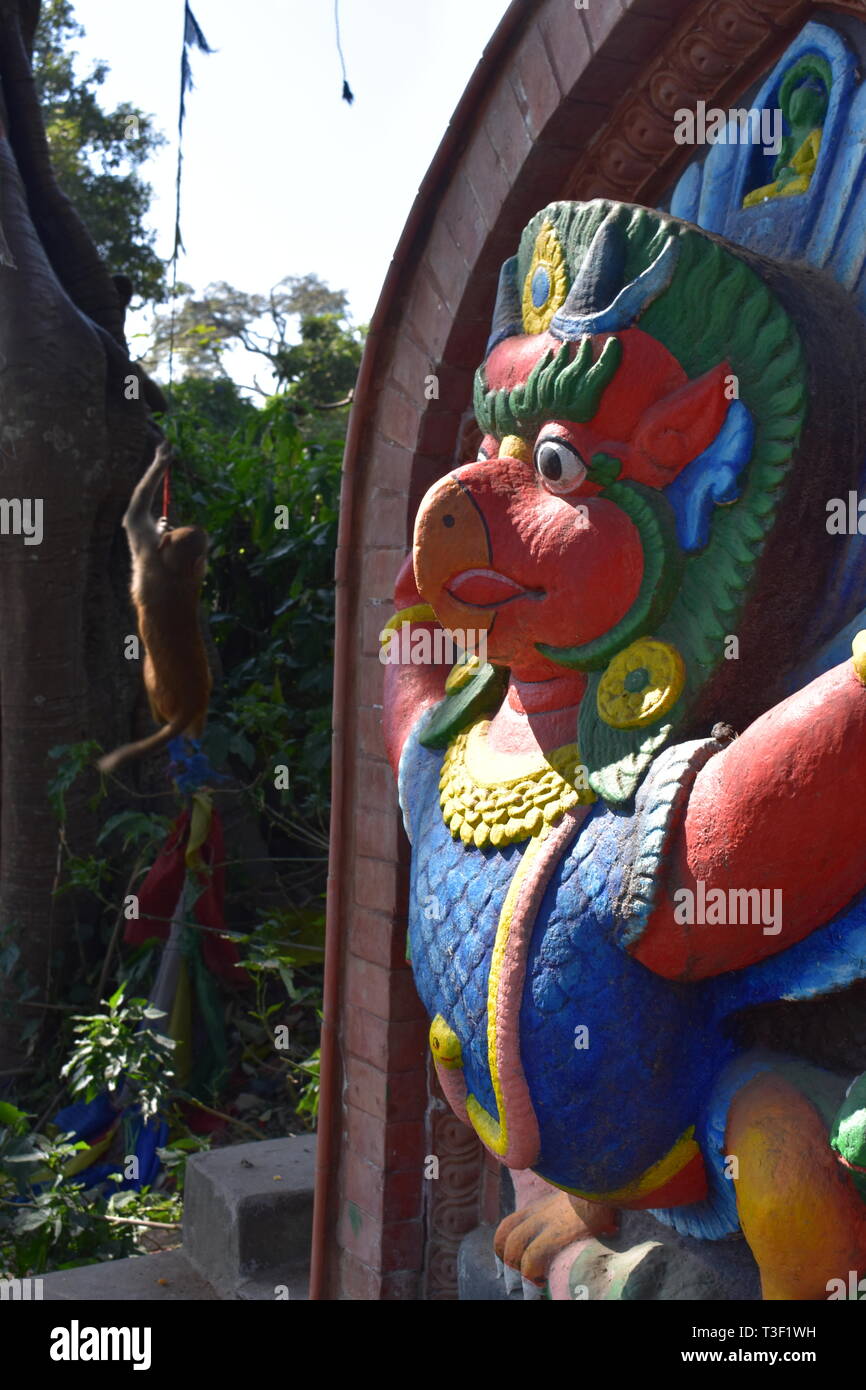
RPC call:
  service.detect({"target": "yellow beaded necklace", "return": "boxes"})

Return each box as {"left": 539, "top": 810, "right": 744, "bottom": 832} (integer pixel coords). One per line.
{"left": 439, "top": 718, "right": 595, "bottom": 849}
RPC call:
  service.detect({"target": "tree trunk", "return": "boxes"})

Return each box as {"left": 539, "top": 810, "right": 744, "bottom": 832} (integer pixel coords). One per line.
{"left": 0, "top": 0, "right": 159, "bottom": 1067}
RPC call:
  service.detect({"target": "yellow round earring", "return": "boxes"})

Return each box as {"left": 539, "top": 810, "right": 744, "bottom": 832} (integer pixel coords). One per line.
{"left": 596, "top": 637, "right": 686, "bottom": 730}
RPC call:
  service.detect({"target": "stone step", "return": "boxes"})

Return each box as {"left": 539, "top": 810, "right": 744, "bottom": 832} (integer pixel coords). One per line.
{"left": 40, "top": 1248, "right": 219, "bottom": 1301}
{"left": 182, "top": 1134, "right": 316, "bottom": 1297}
{"left": 38, "top": 1133, "right": 317, "bottom": 1302}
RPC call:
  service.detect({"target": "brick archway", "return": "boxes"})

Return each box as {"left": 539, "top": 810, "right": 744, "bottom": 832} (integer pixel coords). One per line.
{"left": 312, "top": 0, "right": 866, "bottom": 1300}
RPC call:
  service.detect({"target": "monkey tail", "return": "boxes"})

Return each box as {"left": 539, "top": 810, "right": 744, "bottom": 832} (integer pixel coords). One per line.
{"left": 97, "top": 714, "right": 197, "bottom": 775}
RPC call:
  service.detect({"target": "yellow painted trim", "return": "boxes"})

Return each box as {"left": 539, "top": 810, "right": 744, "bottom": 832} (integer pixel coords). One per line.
{"left": 546, "top": 1126, "right": 700, "bottom": 1202}
{"left": 379, "top": 605, "right": 437, "bottom": 641}
{"left": 444, "top": 654, "right": 481, "bottom": 694}
{"left": 465, "top": 829, "right": 549, "bottom": 1155}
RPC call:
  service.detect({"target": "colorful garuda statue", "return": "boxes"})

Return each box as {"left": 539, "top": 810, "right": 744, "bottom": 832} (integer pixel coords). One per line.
{"left": 383, "top": 198, "right": 866, "bottom": 1300}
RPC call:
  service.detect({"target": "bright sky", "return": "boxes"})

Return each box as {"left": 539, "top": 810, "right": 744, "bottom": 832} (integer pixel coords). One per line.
{"left": 70, "top": 0, "right": 511, "bottom": 378}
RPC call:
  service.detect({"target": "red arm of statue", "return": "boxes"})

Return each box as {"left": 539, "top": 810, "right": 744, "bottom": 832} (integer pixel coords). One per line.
{"left": 382, "top": 553, "right": 452, "bottom": 776}
{"left": 634, "top": 658, "right": 866, "bottom": 980}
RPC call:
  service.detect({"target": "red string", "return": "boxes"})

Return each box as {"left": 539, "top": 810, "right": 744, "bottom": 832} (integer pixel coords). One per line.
{"left": 162, "top": 466, "right": 171, "bottom": 520}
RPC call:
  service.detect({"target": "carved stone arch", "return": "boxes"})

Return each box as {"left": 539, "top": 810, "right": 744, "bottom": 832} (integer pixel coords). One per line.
{"left": 312, "top": 0, "right": 866, "bottom": 1301}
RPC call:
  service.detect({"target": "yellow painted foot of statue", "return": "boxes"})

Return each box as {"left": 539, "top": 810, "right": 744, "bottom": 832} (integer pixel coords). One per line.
{"left": 494, "top": 1188, "right": 619, "bottom": 1300}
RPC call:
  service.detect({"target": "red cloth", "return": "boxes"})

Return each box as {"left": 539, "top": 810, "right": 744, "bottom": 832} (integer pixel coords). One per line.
{"left": 129, "top": 807, "right": 248, "bottom": 986}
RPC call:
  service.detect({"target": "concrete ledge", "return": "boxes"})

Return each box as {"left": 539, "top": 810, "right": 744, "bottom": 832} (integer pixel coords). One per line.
{"left": 37, "top": 1134, "right": 316, "bottom": 1302}
{"left": 40, "top": 1249, "right": 218, "bottom": 1302}
{"left": 183, "top": 1134, "right": 316, "bottom": 1298}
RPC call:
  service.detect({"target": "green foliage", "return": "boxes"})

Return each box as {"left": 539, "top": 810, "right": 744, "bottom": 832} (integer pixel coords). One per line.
{"left": 60, "top": 987, "right": 175, "bottom": 1122}
{"left": 0, "top": 1096, "right": 194, "bottom": 1276}
{"left": 165, "top": 377, "right": 343, "bottom": 821}
{"left": 144, "top": 278, "right": 364, "bottom": 424}
{"left": 33, "top": 0, "right": 168, "bottom": 302}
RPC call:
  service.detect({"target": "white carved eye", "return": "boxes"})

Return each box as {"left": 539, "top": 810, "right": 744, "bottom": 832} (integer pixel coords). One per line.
{"left": 533, "top": 436, "right": 587, "bottom": 494}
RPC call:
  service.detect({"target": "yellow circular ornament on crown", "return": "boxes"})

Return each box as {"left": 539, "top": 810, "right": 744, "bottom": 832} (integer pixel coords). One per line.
{"left": 522, "top": 220, "right": 569, "bottom": 336}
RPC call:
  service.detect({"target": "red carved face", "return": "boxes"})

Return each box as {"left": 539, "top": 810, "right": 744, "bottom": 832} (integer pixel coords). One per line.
{"left": 413, "top": 328, "right": 728, "bottom": 681}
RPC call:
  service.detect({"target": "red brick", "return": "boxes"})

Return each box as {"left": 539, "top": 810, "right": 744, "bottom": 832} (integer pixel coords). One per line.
{"left": 353, "top": 853, "right": 408, "bottom": 913}
{"left": 361, "top": 599, "right": 396, "bottom": 658}
{"left": 538, "top": 0, "right": 593, "bottom": 96}
{"left": 357, "top": 704, "right": 385, "bottom": 758}
{"left": 385, "top": 1119, "right": 427, "bottom": 1168}
{"left": 345, "top": 1108, "right": 426, "bottom": 1169}
{"left": 378, "top": 384, "right": 421, "bottom": 452}
{"left": 380, "top": 1269, "right": 422, "bottom": 1299}
{"left": 417, "top": 408, "right": 462, "bottom": 460}
{"left": 482, "top": 78, "right": 533, "bottom": 184}
{"left": 361, "top": 599, "right": 392, "bottom": 657}
{"left": 355, "top": 805, "right": 403, "bottom": 862}
{"left": 340, "top": 1196, "right": 423, "bottom": 1270}
{"left": 345, "top": 1053, "right": 389, "bottom": 1121}
{"left": 344, "top": 956, "right": 421, "bottom": 1021}
{"left": 359, "top": 546, "right": 404, "bottom": 599}
{"left": 386, "top": 1067, "right": 428, "bottom": 1122}
{"left": 461, "top": 122, "right": 511, "bottom": 227}
{"left": 581, "top": 0, "right": 626, "bottom": 54}
{"left": 344, "top": 1153, "right": 424, "bottom": 1226}
{"left": 593, "top": 11, "right": 670, "bottom": 62}
{"left": 343, "top": 1153, "right": 385, "bottom": 1220}
{"left": 424, "top": 214, "right": 469, "bottom": 316}
{"left": 480, "top": 1148, "right": 503, "bottom": 1226}
{"left": 381, "top": 1219, "right": 425, "bottom": 1273}
{"left": 404, "top": 264, "right": 449, "bottom": 358}
{"left": 440, "top": 174, "right": 492, "bottom": 273}
{"left": 623, "top": 0, "right": 692, "bottom": 16}
{"left": 345, "top": 1003, "right": 389, "bottom": 1067}
{"left": 570, "top": 53, "right": 637, "bottom": 107}
{"left": 388, "top": 1017, "right": 431, "bottom": 1072}
{"left": 345, "top": 1102, "right": 388, "bottom": 1167}
{"left": 413, "top": 359, "right": 474, "bottom": 413}
{"left": 407, "top": 452, "right": 451, "bottom": 518}
{"left": 355, "top": 651, "right": 388, "bottom": 710}
{"left": 545, "top": 95, "right": 612, "bottom": 154}
{"left": 345, "top": 1006, "right": 428, "bottom": 1073}
{"left": 338, "top": 1248, "right": 381, "bottom": 1300}
{"left": 384, "top": 1167, "right": 425, "bottom": 1221}
{"left": 348, "top": 904, "right": 404, "bottom": 969}
{"left": 389, "top": 332, "right": 437, "bottom": 403}
{"left": 349, "top": 754, "right": 395, "bottom": 810}
{"left": 367, "top": 434, "right": 412, "bottom": 494}
{"left": 512, "top": 27, "right": 562, "bottom": 140}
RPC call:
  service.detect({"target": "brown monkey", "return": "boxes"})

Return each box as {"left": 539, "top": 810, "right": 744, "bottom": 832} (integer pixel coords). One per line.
{"left": 98, "top": 443, "right": 212, "bottom": 774}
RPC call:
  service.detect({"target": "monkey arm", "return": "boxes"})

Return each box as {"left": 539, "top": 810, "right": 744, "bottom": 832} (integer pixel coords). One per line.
{"left": 632, "top": 657, "right": 866, "bottom": 980}
{"left": 382, "top": 553, "right": 452, "bottom": 775}
{"left": 123, "top": 442, "right": 171, "bottom": 536}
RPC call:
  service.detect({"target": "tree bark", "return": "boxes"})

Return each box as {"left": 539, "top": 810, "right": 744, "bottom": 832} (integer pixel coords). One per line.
{"left": 0, "top": 0, "right": 160, "bottom": 1067}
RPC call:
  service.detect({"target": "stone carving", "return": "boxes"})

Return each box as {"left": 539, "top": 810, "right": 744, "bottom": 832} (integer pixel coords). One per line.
{"left": 384, "top": 190, "right": 866, "bottom": 1299}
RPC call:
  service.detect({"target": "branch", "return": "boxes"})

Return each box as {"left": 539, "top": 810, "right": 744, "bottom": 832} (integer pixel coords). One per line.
{"left": 315, "top": 390, "right": 354, "bottom": 410}
{"left": 103, "top": 1215, "right": 181, "bottom": 1230}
